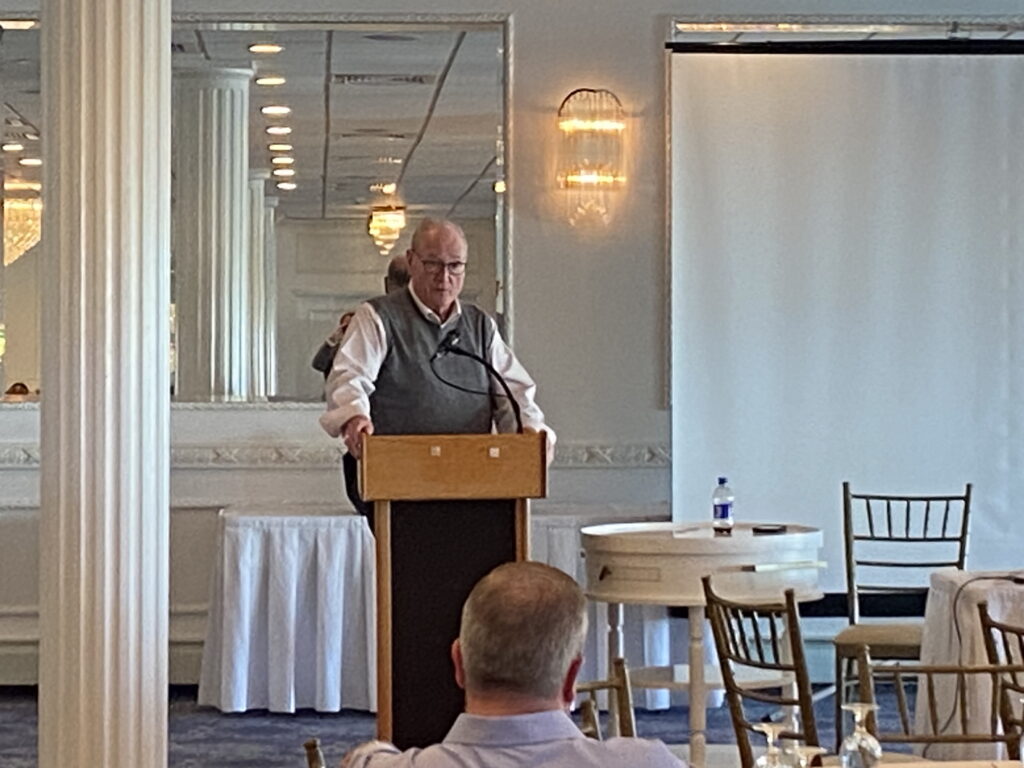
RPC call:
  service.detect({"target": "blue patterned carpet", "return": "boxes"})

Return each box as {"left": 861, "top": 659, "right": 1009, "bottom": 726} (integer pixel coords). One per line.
{"left": 0, "top": 685, "right": 855, "bottom": 767}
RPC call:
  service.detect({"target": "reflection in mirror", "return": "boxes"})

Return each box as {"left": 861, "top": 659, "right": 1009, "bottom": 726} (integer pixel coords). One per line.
{"left": 172, "top": 21, "right": 506, "bottom": 402}
{"left": 0, "top": 20, "right": 507, "bottom": 404}
{"left": 0, "top": 25, "right": 42, "bottom": 402}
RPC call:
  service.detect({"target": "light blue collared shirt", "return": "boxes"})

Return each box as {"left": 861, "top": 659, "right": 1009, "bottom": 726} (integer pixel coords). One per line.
{"left": 344, "top": 709, "right": 686, "bottom": 767}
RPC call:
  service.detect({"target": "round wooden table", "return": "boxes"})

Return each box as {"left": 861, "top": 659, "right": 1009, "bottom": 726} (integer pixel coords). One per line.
{"left": 581, "top": 521, "right": 824, "bottom": 768}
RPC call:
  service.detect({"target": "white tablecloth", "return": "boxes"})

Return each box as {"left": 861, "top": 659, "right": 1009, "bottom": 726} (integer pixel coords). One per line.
{"left": 198, "top": 505, "right": 376, "bottom": 713}
{"left": 916, "top": 567, "right": 1024, "bottom": 760}
{"left": 197, "top": 501, "right": 672, "bottom": 714}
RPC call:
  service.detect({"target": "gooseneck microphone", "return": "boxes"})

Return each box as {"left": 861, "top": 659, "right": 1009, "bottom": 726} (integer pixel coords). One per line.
{"left": 430, "top": 329, "right": 463, "bottom": 362}
{"left": 430, "top": 328, "right": 524, "bottom": 434}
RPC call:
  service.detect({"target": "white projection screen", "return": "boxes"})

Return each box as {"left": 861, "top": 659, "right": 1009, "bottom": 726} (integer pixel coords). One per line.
{"left": 669, "top": 49, "right": 1024, "bottom": 592}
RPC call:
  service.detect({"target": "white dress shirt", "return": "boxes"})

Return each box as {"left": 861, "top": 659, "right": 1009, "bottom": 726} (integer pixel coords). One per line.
{"left": 319, "top": 287, "right": 555, "bottom": 455}
{"left": 343, "top": 710, "right": 686, "bottom": 768}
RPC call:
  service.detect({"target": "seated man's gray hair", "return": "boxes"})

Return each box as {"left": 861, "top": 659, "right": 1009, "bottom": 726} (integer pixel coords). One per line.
{"left": 459, "top": 561, "right": 588, "bottom": 699}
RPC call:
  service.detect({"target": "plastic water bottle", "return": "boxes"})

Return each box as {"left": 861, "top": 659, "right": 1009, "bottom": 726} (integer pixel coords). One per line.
{"left": 712, "top": 476, "right": 734, "bottom": 536}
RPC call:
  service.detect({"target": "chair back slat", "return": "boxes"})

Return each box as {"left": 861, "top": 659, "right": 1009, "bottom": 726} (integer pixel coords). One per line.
{"left": 843, "top": 482, "right": 971, "bottom": 624}
{"left": 978, "top": 601, "right": 1024, "bottom": 753}
{"left": 703, "top": 576, "right": 820, "bottom": 768}
{"left": 893, "top": 669, "right": 911, "bottom": 734}
{"left": 855, "top": 646, "right": 1024, "bottom": 759}
{"left": 575, "top": 657, "right": 636, "bottom": 740}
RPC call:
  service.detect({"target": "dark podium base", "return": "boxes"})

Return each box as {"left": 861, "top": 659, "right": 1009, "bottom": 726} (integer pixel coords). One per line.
{"left": 388, "top": 499, "right": 517, "bottom": 750}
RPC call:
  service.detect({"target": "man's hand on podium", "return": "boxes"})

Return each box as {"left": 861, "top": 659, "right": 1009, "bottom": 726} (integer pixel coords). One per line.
{"left": 342, "top": 415, "right": 374, "bottom": 459}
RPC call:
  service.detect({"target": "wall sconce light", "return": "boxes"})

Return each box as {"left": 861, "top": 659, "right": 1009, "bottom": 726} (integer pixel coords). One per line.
{"left": 367, "top": 205, "right": 407, "bottom": 256}
{"left": 556, "top": 88, "right": 626, "bottom": 226}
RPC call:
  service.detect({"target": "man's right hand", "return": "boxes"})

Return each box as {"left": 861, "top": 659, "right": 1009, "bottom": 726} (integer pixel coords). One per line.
{"left": 342, "top": 415, "right": 374, "bottom": 459}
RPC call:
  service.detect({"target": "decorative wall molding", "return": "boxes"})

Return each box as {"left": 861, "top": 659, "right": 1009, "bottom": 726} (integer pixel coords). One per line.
{"left": 0, "top": 445, "right": 38, "bottom": 466}
{"left": 1, "top": 441, "right": 671, "bottom": 470}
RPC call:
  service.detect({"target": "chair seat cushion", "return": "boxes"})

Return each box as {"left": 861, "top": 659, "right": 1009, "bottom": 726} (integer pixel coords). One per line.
{"left": 833, "top": 622, "right": 922, "bottom": 658}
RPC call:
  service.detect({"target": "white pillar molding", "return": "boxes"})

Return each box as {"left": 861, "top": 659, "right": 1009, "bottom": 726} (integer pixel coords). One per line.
{"left": 39, "top": 0, "right": 170, "bottom": 766}
{"left": 172, "top": 64, "right": 252, "bottom": 401}
{"left": 247, "top": 169, "right": 270, "bottom": 400}
{"left": 263, "top": 194, "right": 280, "bottom": 396}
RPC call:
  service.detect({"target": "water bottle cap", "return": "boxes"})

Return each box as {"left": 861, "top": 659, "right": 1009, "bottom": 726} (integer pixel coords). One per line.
{"left": 717, "top": 476, "right": 727, "bottom": 485}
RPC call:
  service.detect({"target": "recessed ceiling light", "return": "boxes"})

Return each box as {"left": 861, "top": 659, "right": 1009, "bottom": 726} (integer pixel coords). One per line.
{"left": 248, "top": 43, "right": 283, "bottom": 54}
{"left": 24, "top": 132, "right": 39, "bottom": 141}
{"left": 376, "top": 156, "right": 404, "bottom": 165}
{"left": 255, "top": 76, "right": 287, "bottom": 86}
{"left": 276, "top": 182, "right": 297, "bottom": 191}
{"left": 271, "top": 156, "right": 294, "bottom": 165}
{"left": 369, "top": 182, "right": 397, "bottom": 195}
{"left": 268, "top": 143, "right": 293, "bottom": 152}
{"left": 272, "top": 168, "right": 296, "bottom": 177}
{"left": 493, "top": 180, "right": 507, "bottom": 194}
{"left": 266, "top": 126, "right": 292, "bottom": 136}
{"left": 260, "top": 105, "right": 291, "bottom": 116}
{"left": 18, "top": 157, "right": 41, "bottom": 166}
{"left": 0, "top": 20, "right": 37, "bottom": 30}
{"left": 2, "top": 142, "right": 24, "bottom": 152}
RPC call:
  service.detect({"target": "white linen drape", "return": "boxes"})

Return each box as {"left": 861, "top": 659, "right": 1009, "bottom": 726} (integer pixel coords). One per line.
{"left": 670, "top": 52, "right": 1024, "bottom": 592}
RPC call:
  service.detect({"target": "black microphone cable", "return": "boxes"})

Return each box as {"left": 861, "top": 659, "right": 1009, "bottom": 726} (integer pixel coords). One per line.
{"left": 428, "top": 331, "right": 524, "bottom": 434}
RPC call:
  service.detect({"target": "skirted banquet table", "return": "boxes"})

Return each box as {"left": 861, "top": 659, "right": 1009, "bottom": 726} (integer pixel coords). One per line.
{"left": 197, "top": 501, "right": 672, "bottom": 714}
{"left": 915, "top": 567, "right": 1024, "bottom": 760}
{"left": 198, "top": 504, "right": 377, "bottom": 713}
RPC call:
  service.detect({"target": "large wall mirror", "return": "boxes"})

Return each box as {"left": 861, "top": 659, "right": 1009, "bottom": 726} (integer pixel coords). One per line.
{"left": 0, "top": 15, "right": 508, "bottom": 404}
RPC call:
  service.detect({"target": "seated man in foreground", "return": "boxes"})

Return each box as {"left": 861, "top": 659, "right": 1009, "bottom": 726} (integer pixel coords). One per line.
{"left": 342, "top": 561, "right": 685, "bottom": 767}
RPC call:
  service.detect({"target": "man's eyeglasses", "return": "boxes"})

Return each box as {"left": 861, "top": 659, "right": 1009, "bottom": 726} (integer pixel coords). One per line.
{"left": 416, "top": 256, "right": 467, "bottom": 276}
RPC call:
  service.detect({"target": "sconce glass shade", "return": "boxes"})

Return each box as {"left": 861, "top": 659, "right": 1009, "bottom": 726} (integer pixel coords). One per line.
{"left": 367, "top": 205, "right": 407, "bottom": 255}
{"left": 3, "top": 196, "right": 43, "bottom": 266}
{"left": 557, "top": 88, "right": 625, "bottom": 226}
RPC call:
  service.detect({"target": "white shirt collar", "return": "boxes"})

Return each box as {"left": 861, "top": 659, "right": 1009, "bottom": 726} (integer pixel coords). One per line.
{"left": 407, "top": 285, "right": 462, "bottom": 330}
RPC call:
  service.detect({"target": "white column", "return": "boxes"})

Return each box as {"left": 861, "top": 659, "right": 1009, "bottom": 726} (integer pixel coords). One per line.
{"left": 247, "top": 170, "right": 270, "bottom": 399}
{"left": 39, "top": 1, "right": 170, "bottom": 767}
{"left": 172, "top": 65, "right": 252, "bottom": 401}
{"left": 263, "top": 195, "right": 279, "bottom": 396}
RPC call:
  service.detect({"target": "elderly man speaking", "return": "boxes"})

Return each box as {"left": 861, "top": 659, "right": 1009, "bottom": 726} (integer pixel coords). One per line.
{"left": 320, "top": 217, "right": 554, "bottom": 457}
{"left": 342, "top": 562, "right": 685, "bottom": 767}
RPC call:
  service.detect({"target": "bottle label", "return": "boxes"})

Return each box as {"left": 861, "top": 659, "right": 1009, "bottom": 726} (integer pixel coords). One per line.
{"left": 713, "top": 502, "right": 732, "bottom": 521}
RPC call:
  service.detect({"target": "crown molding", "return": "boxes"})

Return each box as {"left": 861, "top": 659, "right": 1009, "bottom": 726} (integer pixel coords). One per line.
{"left": 0, "top": 441, "right": 670, "bottom": 470}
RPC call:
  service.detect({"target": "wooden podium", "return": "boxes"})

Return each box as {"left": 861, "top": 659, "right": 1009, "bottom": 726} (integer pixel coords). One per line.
{"left": 361, "top": 432, "right": 548, "bottom": 749}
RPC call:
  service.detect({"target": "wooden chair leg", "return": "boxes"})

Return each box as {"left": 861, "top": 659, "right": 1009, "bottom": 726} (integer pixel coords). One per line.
{"left": 834, "top": 652, "right": 845, "bottom": 752}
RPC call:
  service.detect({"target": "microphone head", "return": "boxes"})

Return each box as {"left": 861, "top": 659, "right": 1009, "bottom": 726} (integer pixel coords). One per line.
{"left": 432, "top": 329, "right": 461, "bottom": 361}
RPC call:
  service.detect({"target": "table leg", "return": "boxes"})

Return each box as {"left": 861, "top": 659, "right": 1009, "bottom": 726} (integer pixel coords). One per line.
{"left": 689, "top": 606, "right": 706, "bottom": 768}
{"left": 607, "top": 602, "right": 624, "bottom": 737}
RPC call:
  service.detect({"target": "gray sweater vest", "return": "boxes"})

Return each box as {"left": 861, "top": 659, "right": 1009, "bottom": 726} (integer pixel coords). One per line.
{"left": 368, "top": 289, "right": 496, "bottom": 435}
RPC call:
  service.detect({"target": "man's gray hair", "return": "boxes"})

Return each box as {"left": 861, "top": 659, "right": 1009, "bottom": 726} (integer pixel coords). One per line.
{"left": 459, "top": 562, "right": 588, "bottom": 699}
{"left": 411, "top": 217, "right": 467, "bottom": 253}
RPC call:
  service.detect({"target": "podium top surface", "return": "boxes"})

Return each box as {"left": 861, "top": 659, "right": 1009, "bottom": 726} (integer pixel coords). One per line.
{"left": 360, "top": 432, "right": 548, "bottom": 501}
